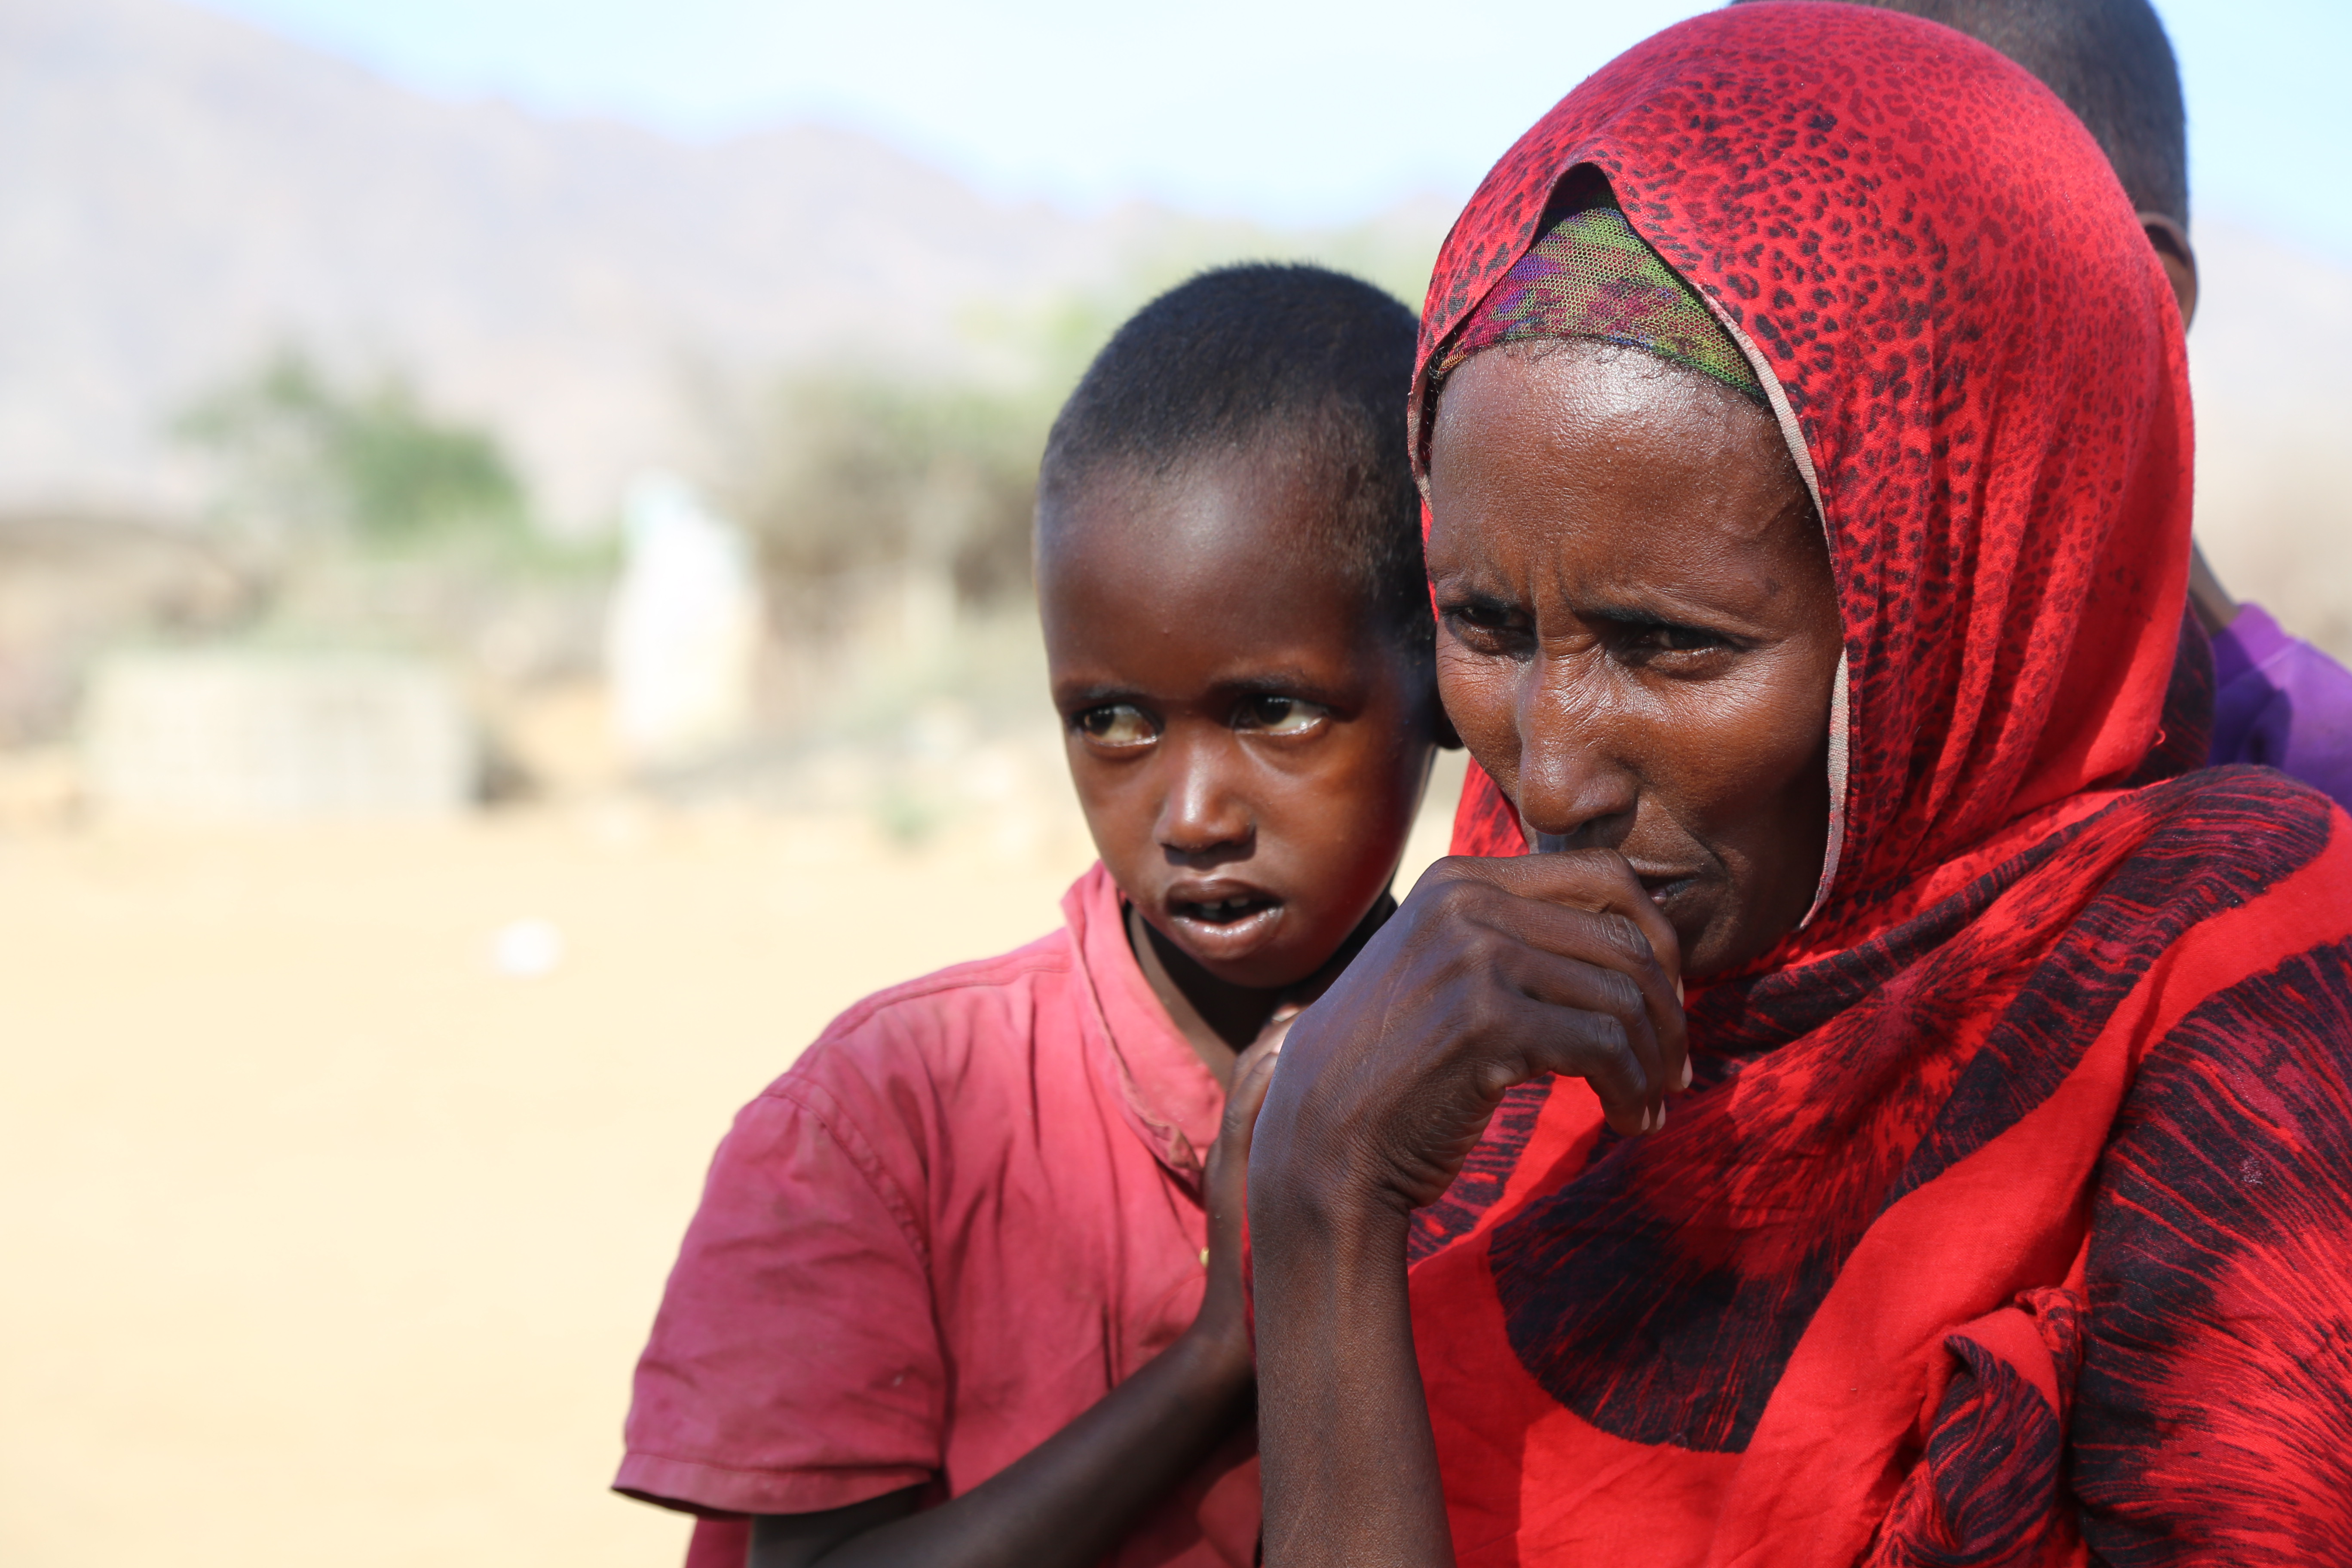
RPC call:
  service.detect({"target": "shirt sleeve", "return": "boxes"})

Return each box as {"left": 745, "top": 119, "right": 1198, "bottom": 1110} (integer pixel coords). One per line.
{"left": 2070, "top": 937, "right": 2352, "bottom": 1562}
{"left": 2209, "top": 602, "right": 2352, "bottom": 811}
{"left": 616, "top": 1075, "right": 944, "bottom": 1517}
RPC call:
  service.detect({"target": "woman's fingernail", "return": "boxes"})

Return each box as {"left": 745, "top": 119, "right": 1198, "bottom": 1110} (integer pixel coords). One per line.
{"left": 1675, "top": 978, "right": 1685, "bottom": 1004}
{"left": 1657, "top": 1102, "right": 1668, "bottom": 1129}
{"left": 1680, "top": 1057, "right": 1694, "bottom": 1090}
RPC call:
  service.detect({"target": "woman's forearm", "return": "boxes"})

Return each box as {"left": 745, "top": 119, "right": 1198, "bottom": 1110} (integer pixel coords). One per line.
{"left": 1254, "top": 1198, "right": 1453, "bottom": 1568}
{"left": 1242, "top": 856, "right": 1693, "bottom": 1568}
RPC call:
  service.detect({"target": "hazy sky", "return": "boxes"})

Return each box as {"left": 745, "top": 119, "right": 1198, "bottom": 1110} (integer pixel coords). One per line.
{"left": 198, "top": 0, "right": 2352, "bottom": 262}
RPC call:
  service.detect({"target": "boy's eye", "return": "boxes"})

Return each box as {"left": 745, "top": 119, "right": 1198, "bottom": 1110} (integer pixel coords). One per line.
{"left": 1075, "top": 704, "right": 1157, "bottom": 748}
{"left": 1235, "top": 695, "right": 1328, "bottom": 735}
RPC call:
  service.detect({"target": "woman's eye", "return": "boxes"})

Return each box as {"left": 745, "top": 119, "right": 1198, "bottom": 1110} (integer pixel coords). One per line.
{"left": 1236, "top": 695, "right": 1327, "bottom": 735}
{"left": 1075, "top": 704, "right": 1157, "bottom": 747}
{"left": 1626, "top": 621, "right": 1731, "bottom": 655}
{"left": 1441, "top": 601, "right": 1531, "bottom": 652}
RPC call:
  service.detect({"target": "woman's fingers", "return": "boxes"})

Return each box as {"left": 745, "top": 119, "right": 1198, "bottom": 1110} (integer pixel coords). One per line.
{"left": 1500, "top": 903, "right": 1681, "bottom": 1124}
{"left": 1250, "top": 847, "right": 1696, "bottom": 1228}
{"left": 1490, "top": 944, "right": 1670, "bottom": 1135}
{"left": 1446, "top": 852, "right": 1690, "bottom": 1118}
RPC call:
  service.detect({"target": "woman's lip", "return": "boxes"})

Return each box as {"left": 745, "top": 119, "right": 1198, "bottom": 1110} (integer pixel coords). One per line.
{"left": 1633, "top": 872, "right": 1701, "bottom": 906}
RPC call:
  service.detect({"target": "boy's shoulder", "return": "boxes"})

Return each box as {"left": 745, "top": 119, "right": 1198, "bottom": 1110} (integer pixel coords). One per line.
{"left": 802, "top": 922, "right": 1079, "bottom": 1064}
{"left": 720, "top": 861, "right": 1218, "bottom": 1188}
{"left": 769, "top": 867, "right": 1124, "bottom": 1119}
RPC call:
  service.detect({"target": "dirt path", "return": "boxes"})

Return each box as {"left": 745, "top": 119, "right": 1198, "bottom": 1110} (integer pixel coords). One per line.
{"left": 0, "top": 755, "right": 1461, "bottom": 1567}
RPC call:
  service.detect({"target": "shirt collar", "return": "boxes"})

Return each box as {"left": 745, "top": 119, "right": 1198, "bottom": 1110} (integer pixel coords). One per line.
{"left": 1061, "top": 862, "right": 1226, "bottom": 1181}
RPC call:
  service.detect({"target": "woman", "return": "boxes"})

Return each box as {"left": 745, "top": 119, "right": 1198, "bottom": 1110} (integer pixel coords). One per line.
{"left": 1249, "top": 6, "right": 2352, "bottom": 1566}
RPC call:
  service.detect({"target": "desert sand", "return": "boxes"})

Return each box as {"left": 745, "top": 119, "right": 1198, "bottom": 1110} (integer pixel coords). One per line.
{"left": 0, "top": 752, "right": 1465, "bottom": 1568}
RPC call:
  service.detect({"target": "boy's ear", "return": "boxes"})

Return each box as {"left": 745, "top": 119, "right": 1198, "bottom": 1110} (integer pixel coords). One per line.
{"left": 1433, "top": 704, "right": 1463, "bottom": 751}
{"left": 2139, "top": 212, "right": 2199, "bottom": 331}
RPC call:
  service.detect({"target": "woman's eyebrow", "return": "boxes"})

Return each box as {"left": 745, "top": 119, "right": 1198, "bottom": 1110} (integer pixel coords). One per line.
{"left": 1581, "top": 601, "right": 1715, "bottom": 626}
{"left": 1577, "top": 582, "right": 1774, "bottom": 629}
{"left": 1432, "top": 585, "right": 1520, "bottom": 612}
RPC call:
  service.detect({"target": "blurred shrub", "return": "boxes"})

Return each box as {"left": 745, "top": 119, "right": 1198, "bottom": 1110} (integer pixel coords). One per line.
{"left": 726, "top": 374, "right": 1047, "bottom": 624}
{"left": 720, "top": 228, "right": 1444, "bottom": 637}
{"left": 177, "top": 349, "right": 529, "bottom": 548}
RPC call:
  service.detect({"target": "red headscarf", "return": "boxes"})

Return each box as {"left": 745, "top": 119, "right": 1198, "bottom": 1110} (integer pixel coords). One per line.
{"left": 1406, "top": 6, "right": 2352, "bottom": 1564}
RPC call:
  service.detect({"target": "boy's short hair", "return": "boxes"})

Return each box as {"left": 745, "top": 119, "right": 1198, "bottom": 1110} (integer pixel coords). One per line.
{"left": 1039, "top": 263, "right": 1428, "bottom": 649}
{"left": 1751, "top": 0, "right": 2187, "bottom": 224}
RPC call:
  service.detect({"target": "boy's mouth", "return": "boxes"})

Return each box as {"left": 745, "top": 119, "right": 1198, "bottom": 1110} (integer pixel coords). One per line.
{"left": 1177, "top": 893, "right": 1275, "bottom": 925}
{"left": 1165, "top": 885, "right": 1285, "bottom": 960}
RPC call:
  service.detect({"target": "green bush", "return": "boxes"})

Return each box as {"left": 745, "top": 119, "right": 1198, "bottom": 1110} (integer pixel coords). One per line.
{"left": 730, "top": 374, "right": 1047, "bottom": 615}
{"left": 177, "top": 349, "right": 529, "bottom": 547}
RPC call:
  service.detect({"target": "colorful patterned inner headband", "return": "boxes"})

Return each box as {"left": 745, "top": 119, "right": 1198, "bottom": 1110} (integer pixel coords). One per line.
{"left": 1434, "top": 202, "right": 1766, "bottom": 405}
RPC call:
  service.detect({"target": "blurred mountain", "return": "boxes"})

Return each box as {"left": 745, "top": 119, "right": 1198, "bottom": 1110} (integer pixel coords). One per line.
{"left": 3, "top": 0, "right": 2345, "bottom": 658}
{"left": 0, "top": 0, "right": 1445, "bottom": 528}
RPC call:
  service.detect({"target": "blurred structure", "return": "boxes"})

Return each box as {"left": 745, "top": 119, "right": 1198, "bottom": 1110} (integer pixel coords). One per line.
{"left": 0, "top": 512, "right": 260, "bottom": 745}
{"left": 83, "top": 649, "right": 478, "bottom": 819}
{"left": 605, "top": 473, "right": 761, "bottom": 768}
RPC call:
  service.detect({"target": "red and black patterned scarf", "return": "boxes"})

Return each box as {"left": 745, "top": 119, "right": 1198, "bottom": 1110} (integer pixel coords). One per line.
{"left": 1404, "top": 6, "right": 2352, "bottom": 1565}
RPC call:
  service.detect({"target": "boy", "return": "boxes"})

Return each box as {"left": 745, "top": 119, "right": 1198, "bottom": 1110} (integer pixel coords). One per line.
{"left": 615, "top": 263, "right": 1450, "bottom": 1568}
{"left": 1795, "top": 0, "right": 2352, "bottom": 805}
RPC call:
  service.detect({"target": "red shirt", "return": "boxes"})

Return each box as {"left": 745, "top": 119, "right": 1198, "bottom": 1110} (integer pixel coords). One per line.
{"left": 616, "top": 863, "right": 1259, "bottom": 1568}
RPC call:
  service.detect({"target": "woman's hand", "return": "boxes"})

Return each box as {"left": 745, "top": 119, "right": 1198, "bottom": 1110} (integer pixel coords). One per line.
{"left": 1253, "top": 848, "right": 1687, "bottom": 1234}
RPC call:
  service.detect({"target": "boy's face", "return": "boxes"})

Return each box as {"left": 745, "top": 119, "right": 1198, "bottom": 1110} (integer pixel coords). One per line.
{"left": 1040, "top": 446, "right": 1440, "bottom": 993}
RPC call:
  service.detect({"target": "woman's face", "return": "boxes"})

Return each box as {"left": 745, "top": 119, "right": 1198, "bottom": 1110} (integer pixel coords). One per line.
{"left": 1425, "top": 343, "right": 1844, "bottom": 977}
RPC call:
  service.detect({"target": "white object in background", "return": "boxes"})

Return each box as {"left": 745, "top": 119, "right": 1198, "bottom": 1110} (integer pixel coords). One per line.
{"left": 606, "top": 471, "right": 762, "bottom": 766}
{"left": 490, "top": 918, "right": 566, "bottom": 979}
{"left": 83, "top": 650, "right": 478, "bottom": 819}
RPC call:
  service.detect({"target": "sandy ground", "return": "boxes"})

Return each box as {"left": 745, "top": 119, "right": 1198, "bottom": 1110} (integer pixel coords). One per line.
{"left": 0, "top": 752, "right": 1464, "bottom": 1568}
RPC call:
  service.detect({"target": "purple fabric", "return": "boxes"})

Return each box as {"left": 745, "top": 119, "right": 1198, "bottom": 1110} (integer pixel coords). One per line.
{"left": 2209, "top": 601, "right": 2352, "bottom": 810}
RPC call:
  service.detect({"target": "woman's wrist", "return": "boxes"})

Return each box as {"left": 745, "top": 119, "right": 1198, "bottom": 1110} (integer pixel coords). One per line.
{"left": 1252, "top": 1145, "right": 1415, "bottom": 1267}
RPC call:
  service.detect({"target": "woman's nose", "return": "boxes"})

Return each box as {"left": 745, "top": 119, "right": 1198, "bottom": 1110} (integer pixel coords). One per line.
{"left": 1514, "top": 656, "right": 1639, "bottom": 846}
{"left": 1154, "top": 732, "right": 1253, "bottom": 859}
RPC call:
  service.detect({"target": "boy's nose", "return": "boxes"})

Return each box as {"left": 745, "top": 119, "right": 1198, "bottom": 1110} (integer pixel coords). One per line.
{"left": 1154, "top": 734, "right": 1253, "bottom": 860}
{"left": 1514, "top": 659, "right": 1638, "bottom": 848}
